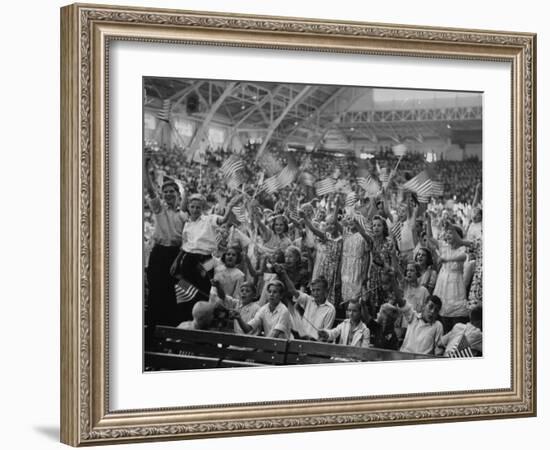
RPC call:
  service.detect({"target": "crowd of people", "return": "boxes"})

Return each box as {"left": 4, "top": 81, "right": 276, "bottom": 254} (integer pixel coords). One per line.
{"left": 144, "top": 144, "right": 483, "bottom": 359}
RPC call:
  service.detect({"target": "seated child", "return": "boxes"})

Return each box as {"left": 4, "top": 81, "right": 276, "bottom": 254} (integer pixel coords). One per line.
{"left": 318, "top": 300, "right": 370, "bottom": 348}
{"left": 439, "top": 304, "right": 483, "bottom": 357}
{"left": 177, "top": 301, "right": 215, "bottom": 330}
{"left": 367, "top": 302, "right": 400, "bottom": 350}
{"left": 397, "top": 294, "right": 444, "bottom": 355}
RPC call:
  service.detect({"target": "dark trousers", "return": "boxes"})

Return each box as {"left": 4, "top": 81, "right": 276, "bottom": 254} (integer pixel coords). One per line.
{"left": 439, "top": 315, "right": 469, "bottom": 334}
{"left": 174, "top": 251, "right": 214, "bottom": 322}
{"left": 145, "top": 244, "right": 181, "bottom": 337}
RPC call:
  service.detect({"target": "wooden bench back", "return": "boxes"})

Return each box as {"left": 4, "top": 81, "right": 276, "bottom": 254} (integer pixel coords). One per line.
{"left": 146, "top": 327, "right": 438, "bottom": 370}
{"left": 153, "top": 326, "right": 289, "bottom": 365}
{"left": 286, "top": 339, "right": 436, "bottom": 365}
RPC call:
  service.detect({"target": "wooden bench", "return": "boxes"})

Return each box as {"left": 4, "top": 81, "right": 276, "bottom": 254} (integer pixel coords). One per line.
{"left": 145, "top": 327, "right": 438, "bottom": 371}
{"left": 286, "top": 339, "right": 435, "bottom": 365}
{"left": 145, "top": 326, "right": 289, "bottom": 370}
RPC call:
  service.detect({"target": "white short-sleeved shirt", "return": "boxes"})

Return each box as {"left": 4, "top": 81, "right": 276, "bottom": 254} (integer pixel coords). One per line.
{"left": 293, "top": 292, "right": 336, "bottom": 331}
{"left": 148, "top": 197, "right": 187, "bottom": 247}
{"left": 326, "top": 319, "right": 371, "bottom": 348}
{"left": 248, "top": 302, "right": 291, "bottom": 339}
{"left": 399, "top": 302, "right": 444, "bottom": 355}
{"left": 181, "top": 214, "right": 222, "bottom": 255}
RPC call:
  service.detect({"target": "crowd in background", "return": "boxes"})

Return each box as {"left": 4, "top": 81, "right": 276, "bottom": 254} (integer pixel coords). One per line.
{"left": 144, "top": 144, "right": 483, "bottom": 358}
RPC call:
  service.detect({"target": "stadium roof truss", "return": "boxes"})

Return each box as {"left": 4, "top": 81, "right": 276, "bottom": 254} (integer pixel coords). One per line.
{"left": 145, "top": 78, "right": 482, "bottom": 152}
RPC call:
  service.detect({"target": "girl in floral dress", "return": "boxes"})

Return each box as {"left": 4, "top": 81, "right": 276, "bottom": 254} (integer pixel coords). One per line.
{"left": 365, "top": 215, "right": 399, "bottom": 318}
{"left": 301, "top": 208, "right": 343, "bottom": 305}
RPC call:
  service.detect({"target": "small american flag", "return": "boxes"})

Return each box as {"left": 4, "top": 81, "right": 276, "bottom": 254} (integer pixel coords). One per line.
{"left": 403, "top": 170, "right": 430, "bottom": 192}
{"left": 232, "top": 205, "right": 247, "bottom": 223}
{"left": 221, "top": 155, "right": 245, "bottom": 188}
{"left": 416, "top": 179, "right": 433, "bottom": 198}
{"left": 288, "top": 202, "right": 300, "bottom": 222}
{"left": 378, "top": 167, "right": 390, "bottom": 185}
{"left": 391, "top": 221, "right": 403, "bottom": 243}
{"left": 277, "top": 161, "right": 299, "bottom": 188}
{"left": 156, "top": 99, "right": 171, "bottom": 122}
{"left": 261, "top": 174, "right": 283, "bottom": 194}
{"left": 174, "top": 279, "right": 199, "bottom": 304}
{"left": 261, "top": 160, "right": 298, "bottom": 193}
{"left": 315, "top": 178, "right": 336, "bottom": 196}
{"left": 448, "top": 333, "right": 474, "bottom": 358}
{"left": 345, "top": 191, "right": 357, "bottom": 208}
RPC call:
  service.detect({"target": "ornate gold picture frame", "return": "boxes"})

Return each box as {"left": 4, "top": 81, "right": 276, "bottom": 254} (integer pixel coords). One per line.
{"left": 60, "top": 3, "right": 536, "bottom": 446}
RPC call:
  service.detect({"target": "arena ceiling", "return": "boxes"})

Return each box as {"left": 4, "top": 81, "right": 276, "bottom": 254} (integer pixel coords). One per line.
{"left": 145, "top": 77, "right": 482, "bottom": 153}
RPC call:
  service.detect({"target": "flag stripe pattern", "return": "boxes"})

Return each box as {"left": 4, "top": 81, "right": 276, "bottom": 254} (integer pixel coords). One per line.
{"left": 403, "top": 171, "right": 445, "bottom": 200}
{"left": 232, "top": 205, "right": 247, "bottom": 223}
{"left": 315, "top": 178, "right": 336, "bottom": 196}
{"left": 345, "top": 191, "right": 357, "bottom": 208}
{"left": 403, "top": 170, "right": 430, "bottom": 192}
{"left": 261, "top": 161, "right": 298, "bottom": 193}
{"left": 391, "top": 221, "right": 403, "bottom": 244}
{"left": 448, "top": 333, "right": 474, "bottom": 358}
{"left": 174, "top": 279, "right": 199, "bottom": 304}
{"left": 288, "top": 203, "right": 300, "bottom": 222}
{"left": 221, "top": 155, "right": 246, "bottom": 188}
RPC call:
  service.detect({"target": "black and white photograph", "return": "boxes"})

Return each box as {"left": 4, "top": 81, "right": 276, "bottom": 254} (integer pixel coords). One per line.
{"left": 142, "top": 77, "right": 483, "bottom": 371}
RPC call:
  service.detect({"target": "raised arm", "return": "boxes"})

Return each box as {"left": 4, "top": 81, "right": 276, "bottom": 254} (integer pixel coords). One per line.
{"left": 217, "top": 194, "right": 243, "bottom": 225}
{"left": 352, "top": 216, "right": 373, "bottom": 246}
{"left": 472, "top": 181, "right": 481, "bottom": 208}
{"left": 301, "top": 212, "right": 326, "bottom": 241}
{"left": 244, "top": 252, "right": 260, "bottom": 283}
{"left": 144, "top": 158, "right": 158, "bottom": 199}
{"left": 273, "top": 264, "right": 300, "bottom": 299}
